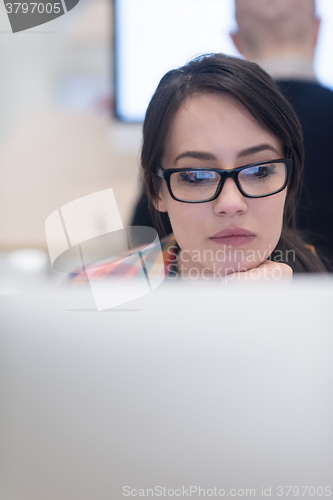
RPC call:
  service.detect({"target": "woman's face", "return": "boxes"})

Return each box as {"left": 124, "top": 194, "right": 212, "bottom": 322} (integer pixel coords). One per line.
{"left": 157, "top": 93, "right": 287, "bottom": 276}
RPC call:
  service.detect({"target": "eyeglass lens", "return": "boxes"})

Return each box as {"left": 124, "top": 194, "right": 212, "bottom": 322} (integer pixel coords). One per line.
{"left": 169, "top": 162, "right": 287, "bottom": 201}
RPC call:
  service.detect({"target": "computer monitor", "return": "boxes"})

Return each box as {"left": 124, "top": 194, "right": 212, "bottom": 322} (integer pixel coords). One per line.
{"left": 114, "top": 0, "right": 333, "bottom": 122}
{"left": 1, "top": 278, "right": 332, "bottom": 499}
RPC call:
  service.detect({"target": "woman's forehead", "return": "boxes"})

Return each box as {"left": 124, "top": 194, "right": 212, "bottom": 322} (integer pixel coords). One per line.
{"left": 164, "top": 93, "right": 283, "bottom": 158}
{"left": 174, "top": 93, "right": 265, "bottom": 131}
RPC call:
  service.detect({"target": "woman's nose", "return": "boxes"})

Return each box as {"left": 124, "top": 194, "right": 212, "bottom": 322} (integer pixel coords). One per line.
{"left": 213, "top": 177, "right": 248, "bottom": 216}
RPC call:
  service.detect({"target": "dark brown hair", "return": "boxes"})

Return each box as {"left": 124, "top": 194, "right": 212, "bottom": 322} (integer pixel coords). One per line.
{"left": 140, "top": 53, "right": 326, "bottom": 272}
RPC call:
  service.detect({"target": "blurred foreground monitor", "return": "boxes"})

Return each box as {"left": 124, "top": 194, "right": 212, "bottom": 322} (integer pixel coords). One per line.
{"left": 1, "top": 277, "right": 333, "bottom": 499}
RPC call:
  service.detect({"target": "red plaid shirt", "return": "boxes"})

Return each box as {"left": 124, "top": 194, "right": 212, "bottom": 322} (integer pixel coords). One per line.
{"left": 66, "top": 233, "right": 179, "bottom": 285}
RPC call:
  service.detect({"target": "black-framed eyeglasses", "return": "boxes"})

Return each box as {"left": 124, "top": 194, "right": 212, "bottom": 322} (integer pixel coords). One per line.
{"left": 154, "top": 159, "right": 293, "bottom": 203}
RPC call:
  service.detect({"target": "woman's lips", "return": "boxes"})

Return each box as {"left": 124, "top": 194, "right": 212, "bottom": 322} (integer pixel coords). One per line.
{"left": 210, "top": 228, "right": 256, "bottom": 246}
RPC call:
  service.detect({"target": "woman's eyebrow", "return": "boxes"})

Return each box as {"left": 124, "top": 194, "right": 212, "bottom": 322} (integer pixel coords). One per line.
{"left": 174, "top": 144, "right": 280, "bottom": 164}
{"left": 237, "top": 144, "right": 280, "bottom": 158}
{"left": 174, "top": 151, "right": 216, "bottom": 164}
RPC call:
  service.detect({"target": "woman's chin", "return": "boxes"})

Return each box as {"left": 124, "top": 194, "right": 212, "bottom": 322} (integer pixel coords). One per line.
{"left": 188, "top": 260, "right": 264, "bottom": 278}
{"left": 218, "top": 260, "right": 262, "bottom": 276}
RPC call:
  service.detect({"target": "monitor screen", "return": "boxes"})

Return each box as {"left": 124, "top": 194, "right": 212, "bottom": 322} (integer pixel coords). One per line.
{"left": 114, "top": 0, "right": 333, "bottom": 122}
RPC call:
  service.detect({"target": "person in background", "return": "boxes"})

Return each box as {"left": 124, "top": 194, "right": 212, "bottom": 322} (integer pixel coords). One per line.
{"left": 230, "top": 0, "right": 333, "bottom": 261}
{"left": 131, "top": 0, "right": 333, "bottom": 265}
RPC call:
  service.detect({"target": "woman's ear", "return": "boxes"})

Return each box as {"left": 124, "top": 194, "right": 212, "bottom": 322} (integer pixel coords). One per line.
{"left": 153, "top": 194, "right": 167, "bottom": 213}
{"left": 230, "top": 30, "right": 242, "bottom": 55}
{"left": 152, "top": 182, "right": 168, "bottom": 212}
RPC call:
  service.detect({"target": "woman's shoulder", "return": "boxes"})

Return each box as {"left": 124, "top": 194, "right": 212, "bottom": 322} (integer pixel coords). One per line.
{"left": 275, "top": 230, "right": 329, "bottom": 273}
{"left": 160, "top": 232, "right": 178, "bottom": 258}
{"left": 160, "top": 233, "right": 179, "bottom": 278}
{"left": 66, "top": 232, "right": 179, "bottom": 285}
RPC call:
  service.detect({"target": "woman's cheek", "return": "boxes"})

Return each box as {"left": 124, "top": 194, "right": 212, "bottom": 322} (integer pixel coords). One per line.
{"left": 255, "top": 197, "right": 285, "bottom": 264}
{"left": 168, "top": 202, "right": 207, "bottom": 237}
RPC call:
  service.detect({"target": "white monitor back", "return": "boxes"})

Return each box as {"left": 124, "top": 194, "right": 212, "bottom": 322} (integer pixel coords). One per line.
{"left": 1, "top": 278, "right": 332, "bottom": 499}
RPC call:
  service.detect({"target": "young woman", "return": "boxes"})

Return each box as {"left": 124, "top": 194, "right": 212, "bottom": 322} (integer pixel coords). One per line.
{"left": 140, "top": 53, "right": 327, "bottom": 279}
{"left": 68, "top": 53, "right": 326, "bottom": 288}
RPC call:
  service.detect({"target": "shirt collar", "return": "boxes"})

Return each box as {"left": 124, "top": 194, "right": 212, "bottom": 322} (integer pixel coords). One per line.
{"left": 255, "top": 56, "right": 317, "bottom": 82}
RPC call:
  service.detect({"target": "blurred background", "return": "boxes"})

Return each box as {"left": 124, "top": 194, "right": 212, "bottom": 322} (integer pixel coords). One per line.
{"left": 0, "top": 0, "right": 139, "bottom": 288}
{"left": 0, "top": 0, "right": 332, "bottom": 288}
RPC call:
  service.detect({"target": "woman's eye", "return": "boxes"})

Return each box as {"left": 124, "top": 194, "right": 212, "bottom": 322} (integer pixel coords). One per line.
{"left": 242, "top": 164, "right": 276, "bottom": 180}
{"left": 179, "top": 170, "right": 217, "bottom": 184}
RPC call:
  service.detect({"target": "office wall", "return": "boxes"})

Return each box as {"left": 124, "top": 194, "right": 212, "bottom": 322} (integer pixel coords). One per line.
{"left": 0, "top": 0, "right": 141, "bottom": 250}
